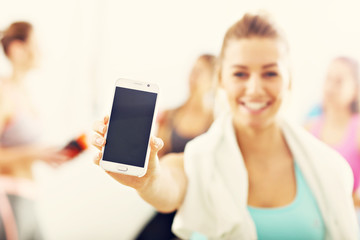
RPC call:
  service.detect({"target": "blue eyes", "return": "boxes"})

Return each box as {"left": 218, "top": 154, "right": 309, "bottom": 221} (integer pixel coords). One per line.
{"left": 234, "top": 72, "right": 248, "bottom": 78}
{"left": 264, "top": 72, "right": 278, "bottom": 77}
{"left": 233, "top": 72, "right": 278, "bottom": 78}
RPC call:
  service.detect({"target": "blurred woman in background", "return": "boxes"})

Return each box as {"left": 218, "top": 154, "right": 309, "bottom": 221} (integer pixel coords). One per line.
{"left": 306, "top": 56, "right": 360, "bottom": 206}
{"left": 136, "top": 54, "right": 216, "bottom": 240}
{"left": 155, "top": 54, "right": 216, "bottom": 158}
{"left": 0, "top": 21, "right": 69, "bottom": 240}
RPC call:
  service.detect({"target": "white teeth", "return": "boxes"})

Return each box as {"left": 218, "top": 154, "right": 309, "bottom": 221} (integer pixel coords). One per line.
{"left": 244, "top": 102, "right": 267, "bottom": 110}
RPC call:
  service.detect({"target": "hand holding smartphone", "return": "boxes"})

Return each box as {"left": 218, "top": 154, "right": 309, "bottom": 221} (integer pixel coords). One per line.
{"left": 100, "top": 78, "right": 159, "bottom": 177}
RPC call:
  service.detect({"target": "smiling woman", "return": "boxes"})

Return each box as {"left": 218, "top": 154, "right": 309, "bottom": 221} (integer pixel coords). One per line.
{"left": 92, "top": 12, "right": 358, "bottom": 240}
{"left": 220, "top": 38, "right": 290, "bottom": 129}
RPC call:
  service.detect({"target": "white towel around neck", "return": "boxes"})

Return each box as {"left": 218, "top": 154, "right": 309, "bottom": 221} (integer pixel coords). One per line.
{"left": 172, "top": 113, "right": 358, "bottom": 240}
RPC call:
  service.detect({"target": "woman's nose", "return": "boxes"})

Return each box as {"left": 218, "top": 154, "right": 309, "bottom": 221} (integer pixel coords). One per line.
{"left": 246, "top": 75, "right": 263, "bottom": 95}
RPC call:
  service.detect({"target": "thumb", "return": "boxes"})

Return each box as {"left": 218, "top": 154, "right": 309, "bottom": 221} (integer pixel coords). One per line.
{"left": 149, "top": 136, "right": 164, "bottom": 160}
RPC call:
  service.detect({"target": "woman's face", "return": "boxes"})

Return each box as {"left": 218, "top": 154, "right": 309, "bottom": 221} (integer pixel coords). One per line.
{"left": 323, "top": 60, "right": 357, "bottom": 110}
{"left": 10, "top": 31, "right": 40, "bottom": 70}
{"left": 24, "top": 31, "right": 40, "bottom": 69}
{"left": 220, "top": 38, "right": 289, "bottom": 129}
{"left": 189, "top": 59, "right": 213, "bottom": 97}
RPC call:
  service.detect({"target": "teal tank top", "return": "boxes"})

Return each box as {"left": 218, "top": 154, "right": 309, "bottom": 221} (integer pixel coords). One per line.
{"left": 248, "top": 164, "right": 325, "bottom": 240}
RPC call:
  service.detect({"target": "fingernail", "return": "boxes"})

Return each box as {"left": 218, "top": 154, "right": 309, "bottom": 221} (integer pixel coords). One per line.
{"left": 95, "top": 137, "right": 104, "bottom": 145}
{"left": 154, "top": 138, "right": 161, "bottom": 148}
{"left": 99, "top": 125, "right": 105, "bottom": 133}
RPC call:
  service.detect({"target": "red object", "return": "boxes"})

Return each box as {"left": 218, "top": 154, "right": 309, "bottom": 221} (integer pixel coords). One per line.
{"left": 62, "top": 134, "right": 88, "bottom": 158}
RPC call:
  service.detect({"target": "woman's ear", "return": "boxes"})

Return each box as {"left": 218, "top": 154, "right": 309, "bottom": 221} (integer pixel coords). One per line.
{"left": 282, "top": 65, "right": 292, "bottom": 91}
{"left": 216, "top": 65, "right": 224, "bottom": 89}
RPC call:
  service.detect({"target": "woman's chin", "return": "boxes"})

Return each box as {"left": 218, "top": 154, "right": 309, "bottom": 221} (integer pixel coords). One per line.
{"left": 233, "top": 113, "right": 275, "bottom": 130}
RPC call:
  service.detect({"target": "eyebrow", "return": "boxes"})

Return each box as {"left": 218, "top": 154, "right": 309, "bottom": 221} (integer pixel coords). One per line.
{"left": 262, "top": 63, "right": 278, "bottom": 69}
{"left": 231, "top": 65, "right": 248, "bottom": 69}
{"left": 231, "top": 63, "right": 278, "bottom": 69}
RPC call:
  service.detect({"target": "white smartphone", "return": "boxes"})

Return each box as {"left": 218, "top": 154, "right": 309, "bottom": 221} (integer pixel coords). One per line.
{"left": 100, "top": 78, "right": 159, "bottom": 177}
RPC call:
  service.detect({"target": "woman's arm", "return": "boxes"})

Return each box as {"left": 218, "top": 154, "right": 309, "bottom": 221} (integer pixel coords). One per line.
{"left": 137, "top": 153, "right": 187, "bottom": 213}
{"left": 0, "top": 85, "right": 69, "bottom": 167}
{"left": 0, "top": 145, "right": 71, "bottom": 167}
{"left": 0, "top": 146, "right": 40, "bottom": 165}
{"left": 93, "top": 116, "right": 188, "bottom": 213}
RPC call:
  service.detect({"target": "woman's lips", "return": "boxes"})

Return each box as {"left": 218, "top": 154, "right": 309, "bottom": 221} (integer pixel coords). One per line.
{"left": 239, "top": 100, "right": 271, "bottom": 114}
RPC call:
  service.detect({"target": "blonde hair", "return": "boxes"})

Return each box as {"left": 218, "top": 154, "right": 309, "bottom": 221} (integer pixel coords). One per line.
{"left": 219, "top": 13, "right": 288, "bottom": 62}
{"left": 197, "top": 54, "right": 217, "bottom": 75}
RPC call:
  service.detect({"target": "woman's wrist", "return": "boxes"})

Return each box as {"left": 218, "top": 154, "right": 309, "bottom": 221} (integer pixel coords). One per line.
{"left": 136, "top": 164, "right": 161, "bottom": 195}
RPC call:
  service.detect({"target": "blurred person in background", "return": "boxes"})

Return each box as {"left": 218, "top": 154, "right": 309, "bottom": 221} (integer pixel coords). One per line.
{"left": 155, "top": 54, "right": 216, "bottom": 158}
{"left": 136, "top": 54, "right": 216, "bottom": 240}
{"left": 306, "top": 56, "right": 360, "bottom": 207}
{"left": 0, "top": 21, "right": 70, "bottom": 240}
{"left": 93, "top": 13, "right": 358, "bottom": 239}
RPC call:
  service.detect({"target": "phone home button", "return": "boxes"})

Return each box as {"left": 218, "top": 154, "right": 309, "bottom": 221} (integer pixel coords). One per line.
{"left": 117, "top": 166, "right": 128, "bottom": 172}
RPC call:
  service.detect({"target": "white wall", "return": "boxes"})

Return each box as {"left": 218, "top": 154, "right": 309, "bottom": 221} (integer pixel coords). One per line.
{"left": 1, "top": 0, "right": 360, "bottom": 239}
{"left": 94, "top": 0, "right": 360, "bottom": 122}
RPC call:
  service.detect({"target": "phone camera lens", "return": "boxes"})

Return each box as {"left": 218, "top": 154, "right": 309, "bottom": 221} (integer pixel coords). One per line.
{"left": 147, "top": 84, "right": 150, "bottom": 87}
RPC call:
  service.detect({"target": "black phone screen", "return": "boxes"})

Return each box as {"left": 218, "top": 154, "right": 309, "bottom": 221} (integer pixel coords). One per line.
{"left": 103, "top": 87, "right": 157, "bottom": 167}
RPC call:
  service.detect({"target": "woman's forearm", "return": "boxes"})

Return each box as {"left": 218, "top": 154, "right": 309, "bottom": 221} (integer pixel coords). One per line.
{"left": 0, "top": 146, "right": 38, "bottom": 165}
{"left": 137, "top": 153, "right": 187, "bottom": 213}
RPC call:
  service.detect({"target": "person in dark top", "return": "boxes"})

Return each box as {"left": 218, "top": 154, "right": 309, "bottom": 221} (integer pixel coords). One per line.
{"left": 136, "top": 54, "right": 216, "bottom": 240}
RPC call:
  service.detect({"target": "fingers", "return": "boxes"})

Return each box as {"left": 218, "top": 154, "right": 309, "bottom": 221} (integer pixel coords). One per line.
{"left": 92, "top": 135, "right": 162, "bottom": 162}
{"left": 92, "top": 135, "right": 105, "bottom": 151}
{"left": 149, "top": 136, "right": 164, "bottom": 161}
{"left": 93, "top": 115, "right": 109, "bottom": 136}
{"left": 104, "top": 115, "right": 109, "bottom": 125}
{"left": 92, "top": 116, "right": 108, "bottom": 166}
{"left": 93, "top": 152, "right": 102, "bottom": 165}
{"left": 93, "top": 121, "right": 107, "bottom": 136}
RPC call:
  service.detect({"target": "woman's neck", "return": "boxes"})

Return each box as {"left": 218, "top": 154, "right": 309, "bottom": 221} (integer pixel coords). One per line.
{"left": 324, "top": 105, "right": 353, "bottom": 125}
{"left": 234, "top": 120, "right": 288, "bottom": 165}
{"left": 183, "top": 93, "right": 209, "bottom": 113}
{"left": 8, "top": 62, "right": 29, "bottom": 84}
{"left": 11, "top": 70, "right": 27, "bottom": 84}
